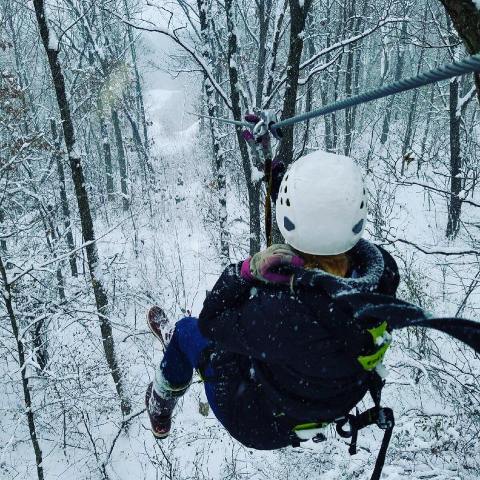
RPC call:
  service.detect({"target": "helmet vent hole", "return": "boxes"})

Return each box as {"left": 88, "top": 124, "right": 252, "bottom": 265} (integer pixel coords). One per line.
{"left": 280, "top": 198, "right": 283, "bottom": 205}
{"left": 360, "top": 201, "right": 364, "bottom": 209}
{"left": 286, "top": 199, "right": 290, "bottom": 207}
{"left": 352, "top": 219, "right": 364, "bottom": 235}
{"left": 284, "top": 216, "right": 295, "bottom": 231}
{"left": 284, "top": 186, "right": 287, "bottom": 193}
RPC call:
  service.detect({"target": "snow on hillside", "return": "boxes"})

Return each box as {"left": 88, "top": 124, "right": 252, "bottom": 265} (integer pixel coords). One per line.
{"left": 81, "top": 88, "right": 479, "bottom": 479}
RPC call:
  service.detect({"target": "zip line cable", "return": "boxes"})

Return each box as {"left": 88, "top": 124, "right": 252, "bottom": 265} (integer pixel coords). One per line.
{"left": 189, "top": 112, "right": 252, "bottom": 128}
{"left": 190, "top": 53, "right": 480, "bottom": 133}
{"left": 274, "top": 52, "right": 480, "bottom": 130}
{"left": 189, "top": 53, "right": 480, "bottom": 248}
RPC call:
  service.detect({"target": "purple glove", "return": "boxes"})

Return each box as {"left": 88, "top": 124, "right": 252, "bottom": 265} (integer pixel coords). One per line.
{"left": 242, "top": 130, "right": 255, "bottom": 142}
{"left": 245, "top": 113, "right": 260, "bottom": 124}
{"left": 240, "top": 256, "right": 255, "bottom": 281}
{"left": 241, "top": 244, "right": 304, "bottom": 285}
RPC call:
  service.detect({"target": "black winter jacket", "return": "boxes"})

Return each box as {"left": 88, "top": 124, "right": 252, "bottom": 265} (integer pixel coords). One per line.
{"left": 198, "top": 239, "right": 400, "bottom": 450}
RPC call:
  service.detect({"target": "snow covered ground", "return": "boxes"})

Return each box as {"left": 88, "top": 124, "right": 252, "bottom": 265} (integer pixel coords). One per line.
{"left": 79, "top": 87, "right": 479, "bottom": 479}
{"left": 2, "top": 42, "right": 480, "bottom": 480}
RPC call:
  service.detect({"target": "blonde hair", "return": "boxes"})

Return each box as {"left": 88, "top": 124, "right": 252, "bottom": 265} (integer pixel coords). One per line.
{"left": 300, "top": 252, "right": 350, "bottom": 278}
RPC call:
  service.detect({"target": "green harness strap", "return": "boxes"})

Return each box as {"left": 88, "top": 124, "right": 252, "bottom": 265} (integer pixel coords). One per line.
{"left": 358, "top": 321, "right": 391, "bottom": 371}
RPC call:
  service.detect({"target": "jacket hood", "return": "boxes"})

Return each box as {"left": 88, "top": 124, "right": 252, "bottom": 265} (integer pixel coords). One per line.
{"left": 293, "top": 239, "right": 385, "bottom": 296}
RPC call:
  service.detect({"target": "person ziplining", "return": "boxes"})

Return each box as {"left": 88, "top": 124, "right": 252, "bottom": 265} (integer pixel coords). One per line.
{"left": 144, "top": 52, "right": 480, "bottom": 480}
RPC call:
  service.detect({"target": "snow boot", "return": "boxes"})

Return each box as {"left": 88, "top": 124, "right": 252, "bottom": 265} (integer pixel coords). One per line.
{"left": 147, "top": 306, "right": 172, "bottom": 350}
{"left": 145, "top": 382, "right": 177, "bottom": 439}
{"left": 146, "top": 374, "right": 190, "bottom": 439}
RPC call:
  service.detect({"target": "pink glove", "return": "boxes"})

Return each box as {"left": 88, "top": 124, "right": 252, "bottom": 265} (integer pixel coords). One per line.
{"left": 241, "top": 244, "right": 304, "bottom": 284}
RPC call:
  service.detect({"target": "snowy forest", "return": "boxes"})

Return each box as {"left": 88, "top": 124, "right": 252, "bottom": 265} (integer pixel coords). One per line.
{"left": 1, "top": 0, "right": 480, "bottom": 478}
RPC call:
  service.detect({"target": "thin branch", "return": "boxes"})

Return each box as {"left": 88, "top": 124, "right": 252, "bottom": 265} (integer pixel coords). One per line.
{"left": 6, "top": 217, "right": 130, "bottom": 287}
{"left": 398, "top": 180, "right": 480, "bottom": 208}
{"left": 263, "top": 16, "right": 407, "bottom": 109}
{"left": 297, "top": 53, "right": 341, "bottom": 86}
{"left": 387, "top": 236, "right": 480, "bottom": 256}
{"left": 104, "top": 408, "right": 146, "bottom": 466}
{"left": 105, "top": 9, "right": 233, "bottom": 111}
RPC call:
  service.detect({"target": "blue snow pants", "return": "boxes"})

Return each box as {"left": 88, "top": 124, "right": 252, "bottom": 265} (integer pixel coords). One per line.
{"left": 159, "top": 316, "right": 300, "bottom": 449}
{"left": 159, "top": 316, "right": 225, "bottom": 423}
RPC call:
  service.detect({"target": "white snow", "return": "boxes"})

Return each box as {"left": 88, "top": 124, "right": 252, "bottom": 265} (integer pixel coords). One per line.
{"left": 48, "top": 30, "right": 59, "bottom": 51}
{"left": 3, "top": 4, "right": 480, "bottom": 480}
{"left": 251, "top": 166, "right": 264, "bottom": 183}
{"left": 43, "top": 3, "right": 59, "bottom": 51}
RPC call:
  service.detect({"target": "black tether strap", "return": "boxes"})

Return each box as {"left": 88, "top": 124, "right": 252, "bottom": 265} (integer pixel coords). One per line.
{"left": 336, "top": 407, "right": 395, "bottom": 480}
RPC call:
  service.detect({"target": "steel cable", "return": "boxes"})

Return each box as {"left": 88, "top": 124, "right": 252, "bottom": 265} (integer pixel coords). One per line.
{"left": 274, "top": 53, "right": 480, "bottom": 130}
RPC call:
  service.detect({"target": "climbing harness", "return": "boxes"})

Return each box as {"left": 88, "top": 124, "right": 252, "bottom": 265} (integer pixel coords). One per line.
{"left": 334, "top": 372, "right": 394, "bottom": 480}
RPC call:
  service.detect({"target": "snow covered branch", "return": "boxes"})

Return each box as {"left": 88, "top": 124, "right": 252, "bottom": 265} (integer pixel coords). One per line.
{"left": 107, "top": 11, "right": 233, "bottom": 111}
{"left": 262, "top": 17, "right": 407, "bottom": 109}
{"left": 387, "top": 236, "right": 480, "bottom": 256}
{"left": 6, "top": 218, "right": 130, "bottom": 287}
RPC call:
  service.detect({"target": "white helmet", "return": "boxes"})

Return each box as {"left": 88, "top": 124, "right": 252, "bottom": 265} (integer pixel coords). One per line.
{"left": 276, "top": 150, "right": 367, "bottom": 255}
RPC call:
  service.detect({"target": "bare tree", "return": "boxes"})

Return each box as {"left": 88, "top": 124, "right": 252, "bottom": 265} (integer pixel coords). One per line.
{"left": 33, "top": 0, "right": 131, "bottom": 416}
{"left": 277, "top": 0, "right": 313, "bottom": 167}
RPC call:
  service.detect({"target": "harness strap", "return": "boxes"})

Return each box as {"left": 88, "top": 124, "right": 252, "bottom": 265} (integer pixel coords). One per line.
{"left": 335, "top": 406, "right": 394, "bottom": 480}
{"left": 264, "top": 156, "right": 273, "bottom": 246}
{"left": 333, "top": 372, "right": 393, "bottom": 480}
{"left": 371, "top": 421, "right": 394, "bottom": 480}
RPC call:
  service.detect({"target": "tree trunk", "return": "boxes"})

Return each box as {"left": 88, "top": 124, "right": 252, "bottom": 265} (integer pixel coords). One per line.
{"left": 298, "top": 10, "right": 317, "bottom": 157}
{"left": 122, "top": 105, "right": 153, "bottom": 183}
{"left": 440, "top": 0, "right": 480, "bottom": 105}
{"left": 111, "top": 109, "right": 130, "bottom": 211}
{"left": 123, "top": 0, "right": 149, "bottom": 148}
{"left": 99, "top": 106, "right": 115, "bottom": 201}
{"left": 344, "top": 0, "right": 356, "bottom": 156}
{"left": 345, "top": 0, "right": 367, "bottom": 156}
{"left": 33, "top": 0, "right": 131, "bottom": 416}
{"left": 403, "top": 4, "right": 428, "bottom": 161}
{"left": 380, "top": 20, "right": 408, "bottom": 145}
{"left": 277, "top": 0, "right": 313, "bottom": 167}
{"left": 51, "top": 119, "right": 78, "bottom": 276}
{"left": 446, "top": 77, "right": 463, "bottom": 238}
{"left": 39, "top": 205, "right": 66, "bottom": 302}
{"left": 0, "top": 209, "right": 6, "bottom": 253}
{"left": 264, "top": 0, "right": 288, "bottom": 103}
{"left": 255, "top": 0, "right": 272, "bottom": 108}
{"left": 198, "top": 0, "right": 230, "bottom": 264}
{"left": 418, "top": 85, "right": 435, "bottom": 173}
{"left": 225, "top": 0, "right": 261, "bottom": 254}
{"left": 319, "top": 2, "right": 334, "bottom": 152}
{"left": 211, "top": 124, "right": 230, "bottom": 266}
{"left": 0, "top": 255, "right": 45, "bottom": 480}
